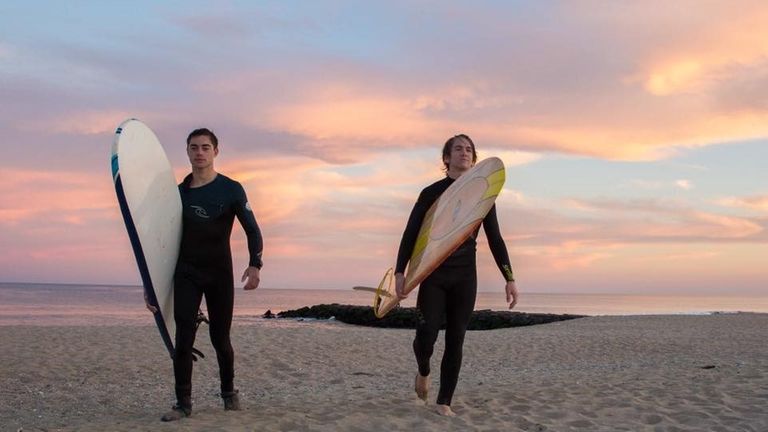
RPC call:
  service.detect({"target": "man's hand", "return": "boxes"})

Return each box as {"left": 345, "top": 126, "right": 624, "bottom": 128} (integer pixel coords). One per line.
{"left": 242, "top": 266, "right": 261, "bottom": 290}
{"left": 144, "top": 292, "right": 158, "bottom": 313}
{"left": 505, "top": 280, "right": 519, "bottom": 310}
{"left": 394, "top": 272, "right": 408, "bottom": 300}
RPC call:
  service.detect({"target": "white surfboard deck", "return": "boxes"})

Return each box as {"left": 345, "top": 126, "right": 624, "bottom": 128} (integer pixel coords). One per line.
{"left": 111, "top": 119, "right": 181, "bottom": 357}
{"left": 373, "top": 157, "right": 506, "bottom": 317}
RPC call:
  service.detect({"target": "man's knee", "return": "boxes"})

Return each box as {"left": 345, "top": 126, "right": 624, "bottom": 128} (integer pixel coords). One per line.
{"left": 415, "top": 322, "right": 440, "bottom": 347}
{"left": 175, "top": 321, "right": 198, "bottom": 348}
{"left": 209, "top": 329, "right": 233, "bottom": 354}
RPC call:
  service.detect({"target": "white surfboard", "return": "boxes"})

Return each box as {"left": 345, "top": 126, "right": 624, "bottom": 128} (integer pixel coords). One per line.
{"left": 372, "top": 157, "right": 506, "bottom": 318}
{"left": 111, "top": 119, "right": 181, "bottom": 357}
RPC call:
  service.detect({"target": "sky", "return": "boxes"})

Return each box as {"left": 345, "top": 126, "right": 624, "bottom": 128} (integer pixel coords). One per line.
{"left": 0, "top": 1, "right": 766, "bottom": 295}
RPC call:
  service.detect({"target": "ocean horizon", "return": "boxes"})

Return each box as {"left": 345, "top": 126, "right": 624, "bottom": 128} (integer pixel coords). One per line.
{"left": 1, "top": 282, "right": 767, "bottom": 326}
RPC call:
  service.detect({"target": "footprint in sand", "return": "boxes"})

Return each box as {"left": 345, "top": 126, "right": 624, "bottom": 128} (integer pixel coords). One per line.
{"left": 643, "top": 414, "right": 663, "bottom": 425}
{"left": 567, "top": 419, "right": 594, "bottom": 428}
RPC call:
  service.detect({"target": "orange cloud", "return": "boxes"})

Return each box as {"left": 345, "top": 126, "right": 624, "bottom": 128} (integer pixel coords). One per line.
{"left": 717, "top": 195, "right": 768, "bottom": 212}
{"left": 221, "top": 157, "right": 328, "bottom": 224}
{"left": 265, "top": 96, "right": 435, "bottom": 141}
{"left": 233, "top": 76, "right": 768, "bottom": 162}
{"left": 519, "top": 245, "right": 614, "bottom": 271}
{"left": 645, "top": 60, "right": 704, "bottom": 96}
{"left": 484, "top": 149, "right": 542, "bottom": 167}
{"left": 638, "top": 9, "right": 768, "bottom": 96}
{"left": 216, "top": 150, "right": 451, "bottom": 228}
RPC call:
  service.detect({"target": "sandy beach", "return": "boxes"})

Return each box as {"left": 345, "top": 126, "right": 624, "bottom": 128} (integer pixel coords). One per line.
{"left": 2, "top": 313, "right": 767, "bottom": 431}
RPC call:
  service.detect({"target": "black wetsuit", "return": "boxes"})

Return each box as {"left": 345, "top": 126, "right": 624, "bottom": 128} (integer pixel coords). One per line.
{"left": 396, "top": 176, "right": 514, "bottom": 406}
{"left": 173, "top": 173, "right": 263, "bottom": 408}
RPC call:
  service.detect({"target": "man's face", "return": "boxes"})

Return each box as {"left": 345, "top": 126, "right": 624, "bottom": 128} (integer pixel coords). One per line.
{"left": 187, "top": 135, "right": 218, "bottom": 169}
{"left": 444, "top": 136, "right": 475, "bottom": 172}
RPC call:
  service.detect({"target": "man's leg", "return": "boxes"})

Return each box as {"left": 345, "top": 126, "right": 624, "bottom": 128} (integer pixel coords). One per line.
{"left": 163, "top": 266, "right": 204, "bottom": 421}
{"left": 436, "top": 268, "right": 477, "bottom": 409}
{"left": 413, "top": 271, "right": 447, "bottom": 401}
{"left": 205, "top": 270, "right": 237, "bottom": 409}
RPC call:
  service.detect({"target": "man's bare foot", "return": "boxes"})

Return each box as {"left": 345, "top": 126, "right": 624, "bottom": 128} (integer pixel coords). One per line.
{"left": 414, "top": 374, "right": 429, "bottom": 402}
{"left": 435, "top": 404, "right": 456, "bottom": 417}
{"left": 160, "top": 404, "right": 191, "bottom": 422}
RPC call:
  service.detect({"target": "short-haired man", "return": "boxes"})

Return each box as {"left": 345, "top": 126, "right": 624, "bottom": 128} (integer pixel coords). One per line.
{"left": 159, "top": 128, "right": 263, "bottom": 421}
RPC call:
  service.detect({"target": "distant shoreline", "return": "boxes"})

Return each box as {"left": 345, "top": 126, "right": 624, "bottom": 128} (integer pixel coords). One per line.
{"left": 2, "top": 282, "right": 768, "bottom": 298}
{"left": 3, "top": 283, "right": 768, "bottom": 319}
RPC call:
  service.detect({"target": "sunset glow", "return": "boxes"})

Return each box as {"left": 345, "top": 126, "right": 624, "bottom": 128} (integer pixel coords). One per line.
{"left": 0, "top": 1, "right": 765, "bottom": 294}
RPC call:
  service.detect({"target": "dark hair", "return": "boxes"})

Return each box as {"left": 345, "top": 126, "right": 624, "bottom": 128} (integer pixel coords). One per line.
{"left": 442, "top": 134, "right": 477, "bottom": 171}
{"left": 187, "top": 128, "right": 219, "bottom": 149}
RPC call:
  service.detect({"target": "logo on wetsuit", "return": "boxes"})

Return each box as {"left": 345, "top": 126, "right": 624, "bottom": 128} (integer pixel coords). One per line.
{"left": 245, "top": 202, "right": 252, "bottom": 212}
{"left": 191, "top": 205, "right": 209, "bottom": 218}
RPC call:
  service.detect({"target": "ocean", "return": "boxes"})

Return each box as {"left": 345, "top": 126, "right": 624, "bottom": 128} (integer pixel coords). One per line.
{"left": 1, "top": 282, "right": 767, "bottom": 326}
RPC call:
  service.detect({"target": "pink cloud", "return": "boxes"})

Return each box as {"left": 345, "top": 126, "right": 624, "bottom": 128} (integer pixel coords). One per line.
{"left": 551, "top": 198, "right": 764, "bottom": 241}
{"left": 485, "top": 197, "right": 764, "bottom": 281}
{"left": 14, "top": 110, "right": 132, "bottom": 136}
{"left": 0, "top": 169, "right": 115, "bottom": 225}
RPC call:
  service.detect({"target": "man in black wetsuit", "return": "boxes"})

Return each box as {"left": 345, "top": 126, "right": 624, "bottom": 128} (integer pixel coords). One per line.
{"left": 159, "top": 128, "right": 263, "bottom": 421}
{"left": 395, "top": 134, "right": 518, "bottom": 417}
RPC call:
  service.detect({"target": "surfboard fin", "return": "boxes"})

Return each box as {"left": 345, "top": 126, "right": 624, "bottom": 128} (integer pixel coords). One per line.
{"left": 191, "top": 347, "right": 206, "bottom": 361}
{"left": 190, "top": 310, "right": 209, "bottom": 361}
{"left": 352, "top": 286, "right": 392, "bottom": 297}
{"left": 195, "top": 310, "right": 210, "bottom": 328}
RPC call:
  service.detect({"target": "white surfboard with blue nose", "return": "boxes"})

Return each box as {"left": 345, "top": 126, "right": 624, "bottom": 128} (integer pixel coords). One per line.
{"left": 111, "top": 118, "right": 181, "bottom": 357}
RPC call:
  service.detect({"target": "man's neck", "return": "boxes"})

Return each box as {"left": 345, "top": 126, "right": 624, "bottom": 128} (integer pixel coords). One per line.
{"left": 190, "top": 167, "right": 218, "bottom": 188}
{"left": 446, "top": 167, "right": 468, "bottom": 180}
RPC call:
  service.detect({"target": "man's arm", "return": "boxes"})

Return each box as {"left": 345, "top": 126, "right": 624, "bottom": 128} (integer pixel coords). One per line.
{"left": 234, "top": 183, "right": 263, "bottom": 290}
{"left": 482, "top": 204, "right": 518, "bottom": 309}
{"left": 394, "top": 190, "right": 430, "bottom": 299}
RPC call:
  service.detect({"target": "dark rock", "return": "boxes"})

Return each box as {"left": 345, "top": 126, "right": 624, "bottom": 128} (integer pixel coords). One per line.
{"left": 276, "top": 304, "right": 586, "bottom": 330}
{"left": 262, "top": 309, "right": 275, "bottom": 319}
